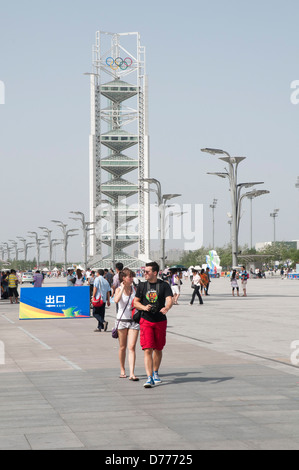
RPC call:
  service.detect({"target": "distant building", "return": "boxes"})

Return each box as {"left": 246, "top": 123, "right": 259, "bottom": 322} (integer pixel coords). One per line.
{"left": 150, "top": 248, "right": 186, "bottom": 265}
{"left": 256, "top": 241, "right": 299, "bottom": 251}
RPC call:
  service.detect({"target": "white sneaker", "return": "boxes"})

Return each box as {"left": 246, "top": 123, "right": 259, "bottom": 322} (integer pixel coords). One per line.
{"left": 143, "top": 376, "right": 155, "bottom": 388}
{"left": 153, "top": 371, "right": 162, "bottom": 385}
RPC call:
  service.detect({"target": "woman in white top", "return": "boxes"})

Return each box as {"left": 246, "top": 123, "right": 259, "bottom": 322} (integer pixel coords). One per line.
{"left": 190, "top": 269, "right": 203, "bottom": 305}
{"left": 74, "top": 269, "right": 85, "bottom": 286}
{"left": 171, "top": 271, "right": 180, "bottom": 305}
{"left": 114, "top": 268, "right": 139, "bottom": 381}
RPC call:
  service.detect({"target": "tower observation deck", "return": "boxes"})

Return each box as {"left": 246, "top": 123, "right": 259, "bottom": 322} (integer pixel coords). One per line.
{"left": 87, "top": 31, "right": 150, "bottom": 269}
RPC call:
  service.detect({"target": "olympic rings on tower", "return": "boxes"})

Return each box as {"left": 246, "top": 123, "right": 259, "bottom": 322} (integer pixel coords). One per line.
{"left": 106, "top": 57, "right": 133, "bottom": 70}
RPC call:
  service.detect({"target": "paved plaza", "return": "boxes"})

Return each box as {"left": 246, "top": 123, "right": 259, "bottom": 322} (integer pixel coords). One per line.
{"left": 1, "top": 275, "right": 299, "bottom": 450}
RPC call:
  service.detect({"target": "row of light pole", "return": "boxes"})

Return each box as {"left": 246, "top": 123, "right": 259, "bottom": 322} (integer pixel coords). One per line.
{"left": 140, "top": 163, "right": 271, "bottom": 270}
{"left": 202, "top": 148, "right": 270, "bottom": 267}
{"left": 0, "top": 211, "right": 95, "bottom": 271}
{"left": 139, "top": 178, "right": 182, "bottom": 271}
{"left": 1, "top": 160, "right": 281, "bottom": 272}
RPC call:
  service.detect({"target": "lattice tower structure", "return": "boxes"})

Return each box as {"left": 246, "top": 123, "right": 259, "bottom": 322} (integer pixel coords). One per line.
{"left": 88, "top": 31, "right": 150, "bottom": 269}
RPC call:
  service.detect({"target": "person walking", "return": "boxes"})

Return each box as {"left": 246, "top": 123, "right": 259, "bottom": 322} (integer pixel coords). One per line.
{"left": 74, "top": 268, "right": 84, "bottom": 286}
{"left": 112, "top": 262, "right": 124, "bottom": 297}
{"left": 190, "top": 269, "right": 204, "bottom": 305}
{"left": 114, "top": 268, "right": 139, "bottom": 380}
{"left": 104, "top": 268, "right": 113, "bottom": 287}
{"left": 241, "top": 266, "right": 248, "bottom": 297}
{"left": 66, "top": 268, "right": 75, "bottom": 286}
{"left": 200, "top": 269, "right": 208, "bottom": 296}
{"left": 170, "top": 270, "right": 180, "bottom": 305}
{"left": 230, "top": 269, "right": 239, "bottom": 296}
{"left": 88, "top": 270, "right": 95, "bottom": 302}
{"left": 134, "top": 261, "right": 173, "bottom": 388}
{"left": 8, "top": 269, "right": 19, "bottom": 304}
{"left": 92, "top": 269, "right": 111, "bottom": 332}
{"left": 33, "top": 270, "right": 44, "bottom": 287}
{"left": 1, "top": 271, "right": 9, "bottom": 299}
{"left": 205, "top": 267, "right": 211, "bottom": 295}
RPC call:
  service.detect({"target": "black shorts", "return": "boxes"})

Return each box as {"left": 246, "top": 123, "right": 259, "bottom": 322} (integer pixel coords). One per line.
{"left": 8, "top": 287, "right": 18, "bottom": 297}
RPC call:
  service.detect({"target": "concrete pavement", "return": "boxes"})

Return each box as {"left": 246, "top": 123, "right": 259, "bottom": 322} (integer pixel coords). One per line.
{"left": 1, "top": 275, "right": 299, "bottom": 450}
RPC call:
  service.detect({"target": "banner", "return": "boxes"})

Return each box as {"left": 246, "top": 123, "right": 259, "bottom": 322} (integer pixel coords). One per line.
{"left": 19, "top": 286, "right": 90, "bottom": 320}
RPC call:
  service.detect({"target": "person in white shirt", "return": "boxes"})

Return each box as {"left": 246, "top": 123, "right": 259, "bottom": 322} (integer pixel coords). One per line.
{"left": 74, "top": 269, "right": 84, "bottom": 286}
{"left": 114, "top": 268, "right": 139, "bottom": 381}
{"left": 190, "top": 269, "right": 204, "bottom": 305}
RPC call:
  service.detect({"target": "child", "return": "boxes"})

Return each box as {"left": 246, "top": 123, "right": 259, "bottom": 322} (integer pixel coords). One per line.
{"left": 230, "top": 269, "right": 239, "bottom": 297}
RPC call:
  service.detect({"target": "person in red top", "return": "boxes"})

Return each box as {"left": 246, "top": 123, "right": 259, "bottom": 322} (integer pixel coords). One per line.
{"left": 200, "top": 269, "right": 208, "bottom": 296}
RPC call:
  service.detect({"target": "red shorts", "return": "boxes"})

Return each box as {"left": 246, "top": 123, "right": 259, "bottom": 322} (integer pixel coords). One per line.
{"left": 139, "top": 318, "right": 167, "bottom": 350}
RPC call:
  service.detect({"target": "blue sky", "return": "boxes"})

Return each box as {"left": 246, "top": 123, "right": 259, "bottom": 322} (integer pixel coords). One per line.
{"left": 0, "top": 0, "right": 299, "bottom": 263}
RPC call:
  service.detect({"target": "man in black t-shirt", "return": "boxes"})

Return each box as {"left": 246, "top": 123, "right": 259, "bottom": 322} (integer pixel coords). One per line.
{"left": 134, "top": 261, "right": 173, "bottom": 388}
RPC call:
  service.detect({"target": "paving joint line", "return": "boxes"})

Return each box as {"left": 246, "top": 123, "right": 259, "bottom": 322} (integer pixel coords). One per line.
{"left": 236, "top": 349, "right": 299, "bottom": 369}
{"left": 167, "top": 330, "right": 212, "bottom": 344}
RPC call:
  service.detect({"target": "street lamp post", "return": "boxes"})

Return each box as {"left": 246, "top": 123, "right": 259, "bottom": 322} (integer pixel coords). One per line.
{"left": 8, "top": 240, "right": 18, "bottom": 261}
{"left": 17, "top": 237, "right": 34, "bottom": 263}
{"left": 166, "top": 211, "right": 186, "bottom": 246}
{"left": 209, "top": 198, "right": 217, "bottom": 249}
{"left": 140, "top": 178, "right": 181, "bottom": 270}
{"left": 2, "top": 242, "right": 12, "bottom": 261}
{"left": 38, "top": 227, "right": 54, "bottom": 270}
{"left": 240, "top": 189, "right": 270, "bottom": 249}
{"left": 8, "top": 240, "right": 24, "bottom": 267}
{"left": 270, "top": 209, "right": 279, "bottom": 245}
{"left": 202, "top": 147, "right": 266, "bottom": 267}
{"left": 69, "top": 211, "right": 95, "bottom": 270}
{"left": 227, "top": 214, "right": 233, "bottom": 241}
{"left": 51, "top": 221, "right": 78, "bottom": 271}
{"left": 27, "top": 232, "right": 45, "bottom": 269}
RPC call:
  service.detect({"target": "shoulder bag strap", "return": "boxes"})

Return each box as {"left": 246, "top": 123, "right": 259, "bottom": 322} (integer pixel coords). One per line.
{"left": 116, "top": 288, "right": 132, "bottom": 327}
{"left": 145, "top": 281, "right": 160, "bottom": 294}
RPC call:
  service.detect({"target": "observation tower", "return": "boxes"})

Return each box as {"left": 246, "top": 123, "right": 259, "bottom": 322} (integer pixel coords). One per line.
{"left": 87, "top": 31, "right": 150, "bottom": 269}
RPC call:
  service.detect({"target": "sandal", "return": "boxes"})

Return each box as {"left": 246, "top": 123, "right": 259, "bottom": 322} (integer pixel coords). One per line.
{"left": 129, "top": 376, "right": 139, "bottom": 381}
{"left": 119, "top": 374, "right": 127, "bottom": 378}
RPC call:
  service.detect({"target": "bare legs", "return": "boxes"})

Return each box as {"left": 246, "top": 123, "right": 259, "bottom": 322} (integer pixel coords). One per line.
{"left": 144, "top": 348, "right": 162, "bottom": 377}
{"left": 118, "top": 328, "right": 139, "bottom": 378}
{"left": 232, "top": 287, "right": 239, "bottom": 297}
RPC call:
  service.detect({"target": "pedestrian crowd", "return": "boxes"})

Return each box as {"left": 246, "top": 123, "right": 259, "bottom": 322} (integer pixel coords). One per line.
{"left": 66, "top": 261, "right": 173, "bottom": 388}
{"left": 0, "top": 269, "right": 22, "bottom": 304}
{"left": 0, "top": 261, "right": 253, "bottom": 389}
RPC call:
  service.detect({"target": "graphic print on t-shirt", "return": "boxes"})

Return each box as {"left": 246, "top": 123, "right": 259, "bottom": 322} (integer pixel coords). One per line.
{"left": 146, "top": 289, "right": 158, "bottom": 304}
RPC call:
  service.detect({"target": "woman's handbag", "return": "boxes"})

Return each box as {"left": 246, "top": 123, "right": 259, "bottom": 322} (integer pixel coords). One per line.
{"left": 133, "top": 310, "right": 142, "bottom": 323}
{"left": 111, "top": 327, "right": 119, "bottom": 339}
{"left": 92, "top": 276, "right": 104, "bottom": 307}
{"left": 92, "top": 295, "right": 104, "bottom": 308}
{"left": 112, "top": 289, "right": 132, "bottom": 339}
{"left": 131, "top": 301, "right": 141, "bottom": 324}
